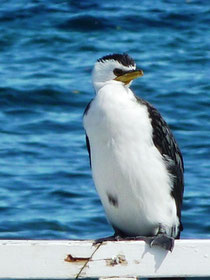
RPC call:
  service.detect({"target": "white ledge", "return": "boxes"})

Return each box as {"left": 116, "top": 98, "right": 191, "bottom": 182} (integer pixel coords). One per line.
{"left": 0, "top": 239, "right": 209, "bottom": 279}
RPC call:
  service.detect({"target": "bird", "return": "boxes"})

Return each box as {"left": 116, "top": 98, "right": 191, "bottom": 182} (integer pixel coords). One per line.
{"left": 83, "top": 53, "right": 184, "bottom": 252}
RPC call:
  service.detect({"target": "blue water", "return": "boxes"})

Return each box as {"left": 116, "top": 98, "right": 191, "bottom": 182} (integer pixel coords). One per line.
{"left": 0, "top": 0, "right": 209, "bottom": 246}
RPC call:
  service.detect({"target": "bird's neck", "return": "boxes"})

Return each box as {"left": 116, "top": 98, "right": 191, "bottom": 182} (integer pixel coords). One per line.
{"left": 93, "top": 80, "right": 131, "bottom": 93}
{"left": 94, "top": 82, "right": 136, "bottom": 110}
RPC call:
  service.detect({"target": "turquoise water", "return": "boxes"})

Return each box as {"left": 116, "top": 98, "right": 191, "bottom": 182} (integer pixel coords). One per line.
{"left": 0, "top": 0, "right": 209, "bottom": 246}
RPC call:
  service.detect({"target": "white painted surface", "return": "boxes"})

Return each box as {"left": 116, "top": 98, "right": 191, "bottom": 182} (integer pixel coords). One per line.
{"left": 0, "top": 239, "right": 209, "bottom": 279}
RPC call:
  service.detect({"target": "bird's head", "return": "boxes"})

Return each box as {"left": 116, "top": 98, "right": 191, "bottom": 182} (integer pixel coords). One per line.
{"left": 92, "top": 53, "right": 143, "bottom": 91}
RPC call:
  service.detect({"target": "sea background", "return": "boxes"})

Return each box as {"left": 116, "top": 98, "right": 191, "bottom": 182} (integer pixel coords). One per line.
{"left": 0, "top": 0, "right": 209, "bottom": 276}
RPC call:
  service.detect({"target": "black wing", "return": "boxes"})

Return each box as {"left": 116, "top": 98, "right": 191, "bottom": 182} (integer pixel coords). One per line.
{"left": 136, "top": 96, "right": 184, "bottom": 233}
{"left": 83, "top": 100, "right": 93, "bottom": 167}
{"left": 85, "top": 134, "right": 91, "bottom": 167}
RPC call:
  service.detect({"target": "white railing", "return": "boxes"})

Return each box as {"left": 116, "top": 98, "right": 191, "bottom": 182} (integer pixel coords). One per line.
{"left": 0, "top": 239, "right": 209, "bottom": 279}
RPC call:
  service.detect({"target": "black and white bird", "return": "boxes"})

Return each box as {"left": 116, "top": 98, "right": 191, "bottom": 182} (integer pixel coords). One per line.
{"left": 83, "top": 53, "right": 184, "bottom": 251}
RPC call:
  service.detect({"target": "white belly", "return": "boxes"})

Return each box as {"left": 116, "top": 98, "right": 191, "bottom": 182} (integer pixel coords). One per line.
{"left": 84, "top": 84, "right": 179, "bottom": 237}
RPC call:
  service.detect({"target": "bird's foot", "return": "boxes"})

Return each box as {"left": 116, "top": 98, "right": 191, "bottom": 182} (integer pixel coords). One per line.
{"left": 93, "top": 234, "right": 120, "bottom": 244}
{"left": 120, "top": 235, "right": 146, "bottom": 241}
{"left": 145, "top": 233, "right": 174, "bottom": 252}
{"left": 93, "top": 234, "right": 146, "bottom": 245}
{"left": 93, "top": 232, "right": 174, "bottom": 252}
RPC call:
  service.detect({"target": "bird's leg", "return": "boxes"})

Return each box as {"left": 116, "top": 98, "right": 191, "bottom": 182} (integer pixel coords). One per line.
{"left": 144, "top": 225, "right": 175, "bottom": 252}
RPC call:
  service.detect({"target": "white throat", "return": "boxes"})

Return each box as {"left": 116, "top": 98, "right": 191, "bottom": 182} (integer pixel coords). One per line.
{"left": 93, "top": 79, "right": 133, "bottom": 93}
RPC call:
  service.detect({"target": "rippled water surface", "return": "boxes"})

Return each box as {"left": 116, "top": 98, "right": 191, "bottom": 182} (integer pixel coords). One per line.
{"left": 0, "top": 0, "right": 209, "bottom": 251}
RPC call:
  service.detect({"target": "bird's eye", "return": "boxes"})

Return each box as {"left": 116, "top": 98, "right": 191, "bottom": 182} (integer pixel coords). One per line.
{"left": 113, "top": 68, "right": 124, "bottom": 76}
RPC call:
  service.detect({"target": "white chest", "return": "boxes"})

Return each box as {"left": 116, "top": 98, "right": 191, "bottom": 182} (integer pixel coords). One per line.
{"left": 84, "top": 84, "right": 178, "bottom": 237}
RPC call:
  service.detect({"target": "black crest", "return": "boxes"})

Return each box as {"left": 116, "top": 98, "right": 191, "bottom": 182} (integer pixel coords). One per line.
{"left": 97, "top": 53, "right": 135, "bottom": 67}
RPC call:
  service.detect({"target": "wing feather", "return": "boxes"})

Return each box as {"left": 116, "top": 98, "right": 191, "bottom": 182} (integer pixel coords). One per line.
{"left": 136, "top": 96, "right": 184, "bottom": 233}
{"left": 83, "top": 100, "right": 93, "bottom": 167}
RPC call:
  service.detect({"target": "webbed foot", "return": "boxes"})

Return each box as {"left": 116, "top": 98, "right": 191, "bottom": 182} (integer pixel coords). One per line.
{"left": 93, "top": 234, "right": 120, "bottom": 245}
{"left": 145, "top": 234, "right": 174, "bottom": 251}
{"left": 93, "top": 234, "right": 146, "bottom": 245}
{"left": 121, "top": 235, "right": 146, "bottom": 241}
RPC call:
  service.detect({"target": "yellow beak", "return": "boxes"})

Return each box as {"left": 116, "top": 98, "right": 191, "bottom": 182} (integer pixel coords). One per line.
{"left": 114, "top": 69, "right": 144, "bottom": 84}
